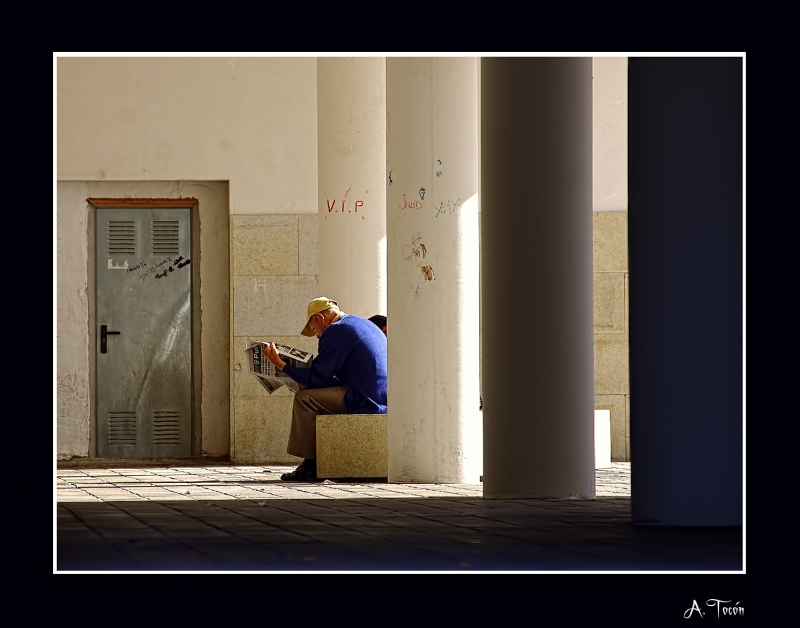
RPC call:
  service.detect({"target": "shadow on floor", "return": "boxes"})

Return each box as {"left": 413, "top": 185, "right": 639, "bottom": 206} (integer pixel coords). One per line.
{"left": 57, "top": 496, "right": 742, "bottom": 572}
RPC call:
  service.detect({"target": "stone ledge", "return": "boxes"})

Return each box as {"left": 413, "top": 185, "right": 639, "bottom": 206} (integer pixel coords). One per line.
{"left": 316, "top": 414, "right": 388, "bottom": 479}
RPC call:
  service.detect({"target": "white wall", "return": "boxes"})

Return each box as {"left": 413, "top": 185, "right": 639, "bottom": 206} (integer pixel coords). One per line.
{"left": 57, "top": 57, "right": 318, "bottom": 215}
{"left": 593, "top": 57, "right": 628, "bottom": 213}
{"left": 57, "top": 182, "right": 91, "bottom": 456}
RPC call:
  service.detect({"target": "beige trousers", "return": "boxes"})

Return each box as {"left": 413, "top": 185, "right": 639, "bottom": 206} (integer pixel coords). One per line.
{"left": 287, "top": 386, "right": 348, "bottom": 460}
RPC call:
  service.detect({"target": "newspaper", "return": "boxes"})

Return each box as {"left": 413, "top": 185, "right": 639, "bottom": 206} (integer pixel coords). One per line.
{"left": 245, "top": 338, "right": 313, "bottom": 394}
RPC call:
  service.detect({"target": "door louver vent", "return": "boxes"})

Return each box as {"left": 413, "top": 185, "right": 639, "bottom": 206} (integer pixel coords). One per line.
{"left": 108, "top": 412, "right": 136, "bottom": 445}
{"left": 153, "top": 411, "right": 181, "bottom": 445}
{"left": 152, "top": 221, "right": 180, "bottom": 254}
{"left": 108, "top": 221, "right": 136, "bottom": 255}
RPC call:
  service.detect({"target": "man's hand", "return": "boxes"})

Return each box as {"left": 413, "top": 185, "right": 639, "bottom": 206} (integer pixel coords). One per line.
{"left": 262, "top": 343, "right": 287, "bottom": 371}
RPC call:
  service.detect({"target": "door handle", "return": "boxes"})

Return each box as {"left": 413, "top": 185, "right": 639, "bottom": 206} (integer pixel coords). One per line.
{"left": 100, "top": 324, "right": 121, "bottom": 354}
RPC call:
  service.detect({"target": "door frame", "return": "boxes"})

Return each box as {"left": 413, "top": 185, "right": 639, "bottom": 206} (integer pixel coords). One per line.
{"left": 88, "top": 197, "right": 201, "bottom": 458}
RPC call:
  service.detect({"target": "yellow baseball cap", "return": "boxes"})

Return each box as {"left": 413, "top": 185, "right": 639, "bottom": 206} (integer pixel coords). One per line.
{"left": 301, "top": 297, "right": 339, "bottom": 336}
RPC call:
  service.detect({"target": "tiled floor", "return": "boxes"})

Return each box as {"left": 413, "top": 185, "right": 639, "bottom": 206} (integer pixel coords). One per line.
{"left": 56, "top": 462, "right": 742, "bottom": 572}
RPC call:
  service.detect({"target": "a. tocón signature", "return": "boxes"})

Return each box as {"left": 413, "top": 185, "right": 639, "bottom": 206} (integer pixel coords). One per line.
{"left": 684, "top": 599, "right": 744, "bottom": 619}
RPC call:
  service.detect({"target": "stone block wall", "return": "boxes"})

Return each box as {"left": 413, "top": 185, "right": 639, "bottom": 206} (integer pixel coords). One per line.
{"left": 230, "top": 214, "right": 319, "bottom": 464}
{"left": 593, "top": 212, "right": 630, "bottom": 461}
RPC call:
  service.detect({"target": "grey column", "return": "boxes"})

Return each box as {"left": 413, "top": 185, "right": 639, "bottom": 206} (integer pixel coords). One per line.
{"left": 628, "top": 58, "right": 743, "bottom": 526}
{"left": 481, "top": 58, "right": 595, "bottom": 499}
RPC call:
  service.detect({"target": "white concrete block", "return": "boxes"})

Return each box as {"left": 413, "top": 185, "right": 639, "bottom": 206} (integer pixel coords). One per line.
{"left": 595, "top": 409, "right": 612, "bottom": 469}
{"left": 317, "top": 414, "right": 388, "bottom": 478}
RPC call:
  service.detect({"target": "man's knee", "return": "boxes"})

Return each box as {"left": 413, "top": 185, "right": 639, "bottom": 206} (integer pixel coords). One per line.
{"left": 295, "top": 388, "right": 313, "bottom": 404}
{"left": 293, "top": 386, "right": 347, "bottom": 414}
{"left": 294, "top": 386, "right": 333, "bottom": 408}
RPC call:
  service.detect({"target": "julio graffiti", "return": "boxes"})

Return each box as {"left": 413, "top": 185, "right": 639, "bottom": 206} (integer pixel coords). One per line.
{"left": 400, "top": 194, "right": 423, "bottom": 209}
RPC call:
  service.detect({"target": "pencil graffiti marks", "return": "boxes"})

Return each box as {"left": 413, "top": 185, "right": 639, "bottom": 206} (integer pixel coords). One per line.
{"left": 434, "top": 198, "right": 462, "bottom": 218}
{"left": 388, "top": 171, "right": 393, "bottom": 185}
{"left": 154, "top": 256, "right": 191, "bottom": 280}
{"left": 419, "top": 187, "right": 426, "bottom": 200}
{"left": 139, "top": 256, "right": 172, "bottom": 282}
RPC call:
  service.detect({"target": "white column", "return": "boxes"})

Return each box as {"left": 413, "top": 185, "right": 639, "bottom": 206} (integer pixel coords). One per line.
{"left": 317, "top": 58, "right": 387, "bottom": 317}
{"left": 481, "top": 58, "right": 595, "bottom": 499}
{"left": 386, "top": 58, "right": 481, "bottom": 484}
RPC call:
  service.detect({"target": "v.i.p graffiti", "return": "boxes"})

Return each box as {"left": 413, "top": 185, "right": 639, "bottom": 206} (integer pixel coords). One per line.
{"left": 326, "top": 199, "right": 364, "bottom": 213}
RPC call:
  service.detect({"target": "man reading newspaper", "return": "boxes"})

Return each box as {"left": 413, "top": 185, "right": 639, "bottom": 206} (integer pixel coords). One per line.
{"left": 262, "top": 297, "right": 388, "bottom": 482}
{"left": 246, "top": 340, "right": 313, "bottom": 395}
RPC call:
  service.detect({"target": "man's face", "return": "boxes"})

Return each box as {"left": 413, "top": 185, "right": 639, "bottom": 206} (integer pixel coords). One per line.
{"left": 307, "top": 313, "right": 323, "bottom": 338}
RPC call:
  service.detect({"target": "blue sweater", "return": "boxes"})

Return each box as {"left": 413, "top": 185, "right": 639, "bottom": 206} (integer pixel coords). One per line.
{"left": 282, "top": 314, "right": 388, "bottom": 414}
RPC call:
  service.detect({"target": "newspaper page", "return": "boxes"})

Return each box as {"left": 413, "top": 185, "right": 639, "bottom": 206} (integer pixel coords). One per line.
{"left": 245, "top": 337, "right": 313, "bottom": 394}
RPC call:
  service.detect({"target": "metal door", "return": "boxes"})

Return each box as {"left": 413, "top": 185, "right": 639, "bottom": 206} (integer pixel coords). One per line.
{"left": 95, "top": 206, "right": 193, "bottom": 458}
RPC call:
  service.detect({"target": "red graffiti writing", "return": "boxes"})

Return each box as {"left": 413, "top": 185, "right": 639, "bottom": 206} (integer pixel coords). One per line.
{"left": 326, "top": 199, "right": 365, "bottom": 213}
{"left": 401, "top": 194, "right": 423, "bottom": 209}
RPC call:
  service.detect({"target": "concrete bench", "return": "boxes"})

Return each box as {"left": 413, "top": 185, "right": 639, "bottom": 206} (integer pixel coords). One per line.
{"left": 316, "top": 410, "right": 612, "bottom": 479}
{"left": 316, "top": 414, "right": 388, "bottom": 479}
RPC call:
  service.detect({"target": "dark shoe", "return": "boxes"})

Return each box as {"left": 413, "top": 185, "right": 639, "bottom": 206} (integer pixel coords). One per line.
{"left": 281, "top": 463, "right": 318, "bottom": 482}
